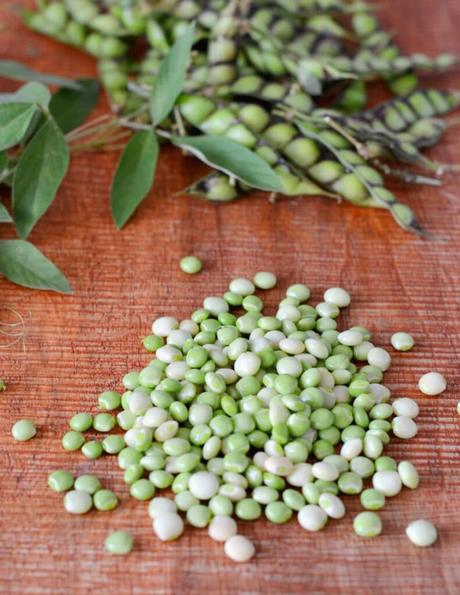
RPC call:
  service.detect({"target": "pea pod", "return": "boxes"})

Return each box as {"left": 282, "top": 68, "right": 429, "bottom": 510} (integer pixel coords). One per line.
{"left": 178, "top": 95, "right": 334, "bottom": 199}
{"left": 333, "top": 80, "right": 368, "bottom": 114}
{"left": 230, "top": 75, "right": 314, "bottom": 113}
{"left": 363, "top": 89, "right": 460, "bottom": 127}
{"left": 352, "top": 9, "right": 418, "bottom": 96}
{"left": 296, "top": 120, "right": 425, "bottom": 234}
{"left": 276, "top": 0, "right": 373, "bottom": 16}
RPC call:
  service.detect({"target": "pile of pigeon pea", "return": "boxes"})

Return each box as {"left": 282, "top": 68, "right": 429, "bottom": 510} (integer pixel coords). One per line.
{"left": 15, "top": 270, "right": 447, "bottom": 560}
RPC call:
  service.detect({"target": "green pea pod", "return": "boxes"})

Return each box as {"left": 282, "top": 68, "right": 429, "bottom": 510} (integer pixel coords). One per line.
{"left": 296, "top": 120, "right": 426, "bottom": 235}
{"left": 179, "top": 95, "right": 335, "bottom": 198}
{"left": 333, "top": 80, "right": 368, "bottom": 113}
{"left": 278, "top": 0, "right": 372, "bottom": 17}
{"left": 351, "top": 9, "right": 419, "bottom": 96}
{"left": 365, "top": 89, "right": 460, "bottom": 126}
{"left": 328, "top": 52, "right": 459, "bottom": 80}
{"left": 186, "top": 171, "right": 243, "bottom": 202}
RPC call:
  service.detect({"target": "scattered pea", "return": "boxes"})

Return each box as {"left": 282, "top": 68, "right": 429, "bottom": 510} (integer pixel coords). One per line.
{"left": 82, "top": 440, "right": 104, "bottom": 459}
{"left": 64, "top": 490, "right": 93, "bottom": 514}
{"left": 93, "top": 413, "right": 117, "bottom": 432}
{"left": 353, "top": 511, "right": 382, "bottom": 537}
{"left": 94, "top": 489, "right": 119, "bottom": 511}
{"left": 253, "top": 271, "right": 277, "bottom": 290}
{"left": 224, "top": 534, "right": 255, "bottom": 562}
{"left": 153, "top": 512, "right": 184, "bottom": 541}
{"left": 12, "top": 419, "right": 36, "bottom": 441}
{"left": 180, "top": 256, "right": 202, "bottom": 275}
{"left": 98, "top": 391, "right": 122, "bottom": 410}
{"left": 74, "top": 474, "right": 101, "bottom": 494}
{"left": 406, "top": 519, "right": 437, "bottom": 547}
{"left": 360, "top": 488, "right": 385, "bottom": 510}
{"left": 48, "top": 470, "right": 74, "bottom": 493}
{"left": 298, "top": 504, "right": 328, "bottom": 532}
{"left": 418, "top": 372, "right": 447, "bottom": 395}
{"left": 130, "top": 479, "right": 155, "bottom": 501}
{"left": 390, "top": 332, "right": 414, "bottom": 352}
{"left": 69, "top": 413, "right": 93, "bottom": 432}
{"left": 105, "top": 530, "right": 134, "bottom": 555}
{"left": 209, "top": 515, "right": 238, "bottom": 542}
{"left": 62, "top": 430, "right": 85, "bottom": 451}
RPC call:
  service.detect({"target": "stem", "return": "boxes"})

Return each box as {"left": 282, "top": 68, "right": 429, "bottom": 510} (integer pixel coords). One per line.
{"left": 155, "top": 129, "right": 172, "bottom": 140}
{"left": 174, "top": 106, "right": 186, "bottom": 137}
{"left": 0, "top": 306, "right": 26, "bottom": 352}
{"left": 373, "top": 159, "right": 443, "bottom": 186}
{"left": 322, "top": 115, "right": 371, "bottom": 159}
{"left": 119, "top": 119, "right": 151, "bottom": 132}
{"left": 66, "top": 113, "right": 113, "bottom": 140}
{"left": 71, "top": 142, "right": 129, "bottom": 153}
{"left": 66, "top": 104, "right": 149, "bottom": 142}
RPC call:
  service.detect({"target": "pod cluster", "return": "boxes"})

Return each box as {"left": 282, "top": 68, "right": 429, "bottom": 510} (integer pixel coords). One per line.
{"left": 46, "top": 273, "right": 441, "bottom": 560}
{"left": 27, "top": 0, "right": 460, "bottom": 233}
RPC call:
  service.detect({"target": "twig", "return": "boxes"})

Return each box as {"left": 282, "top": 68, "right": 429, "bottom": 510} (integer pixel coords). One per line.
{"left": 322, "top": 115, "right": 371, "bottom": 159}
{"left": 0, "top": 306, "right": 27, "bottom": 352}
{"left": 372, "top": 159, "right": 443, "bottom": 186}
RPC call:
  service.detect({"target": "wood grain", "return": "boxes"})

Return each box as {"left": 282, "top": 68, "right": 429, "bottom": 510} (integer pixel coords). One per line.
{"left": 0, "top": 1, "right": 459, "bottom": 593}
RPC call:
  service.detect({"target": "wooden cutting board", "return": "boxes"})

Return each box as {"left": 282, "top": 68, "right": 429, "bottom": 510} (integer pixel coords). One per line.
{"left": 0, "top": 1, "right": 459, "bottom": 593}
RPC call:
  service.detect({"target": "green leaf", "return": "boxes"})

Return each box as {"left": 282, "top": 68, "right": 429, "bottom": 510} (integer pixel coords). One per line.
{"left": 50, "top": 78, "right": 100, "bottom": 134}
{"left": 150, "top": 23, "right": 195, "bottom": 126}
{"left": 0, "top": 81, "right": 51, "bottom": 108}
{"left": 171, "top": 135, "right": 283, "bottom": 192}
{"left": 0, "top": 60, "right": 81, "bottom": 90}
{"left": 0, "top": 103, "right": 37, "bottom": 151}
{"left": 0, "top": 239, "right": 72, "bottom": 293}
{"left": 111, "top": 129, "right": 159, "bottom": 229}
{"left": 0, "top": 203, "right": 12, "bottom": 223}
{"left": 13, "top": 116, "right": 70, "bottom": 238}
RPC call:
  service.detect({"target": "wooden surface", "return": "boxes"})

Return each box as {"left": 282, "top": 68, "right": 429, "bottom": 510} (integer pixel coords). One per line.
{"left": 1, "top": 1, "right": 460, "bottom": 593}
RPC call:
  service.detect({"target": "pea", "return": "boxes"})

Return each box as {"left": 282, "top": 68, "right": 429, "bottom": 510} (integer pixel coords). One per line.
{"left": 93, "top": 489, "right": 118, "bottom": 511}
{"left": 105, "top": 531, "right": 134, "bottom": 555}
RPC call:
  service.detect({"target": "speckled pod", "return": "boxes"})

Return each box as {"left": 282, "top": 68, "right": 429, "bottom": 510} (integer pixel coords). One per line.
{"left": 352, "top": 9, "right": 419, "bottom": 96}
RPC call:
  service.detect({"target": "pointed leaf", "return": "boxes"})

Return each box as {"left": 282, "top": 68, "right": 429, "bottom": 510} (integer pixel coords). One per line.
{"left": 50, "top": 78, "right": 100, "bottom": 133}
{"left": 150, "top": 23, "right": 195, "bottom": 125}
{"left": 0, "top": 239, "right": 72, "bottom": 293}
{"left": 0, "top": 103, "right": 37, "bottom": 151}
{"left": 13, "top": 116, "right": 69, "bottom": 238}
{"left": 0, "top": 81, "right": 51, "bottom": 107}
{"left": 171, "top": 135, "right": 283, "bottom": 192}
{"left": 0, "top": 60, "right": 81, "bottom": 89}
{"left": 0, "top": 203, "right": 12, "bottom": 223}
{"left": 111, "top": 129, "right": 159, "bottom": 229}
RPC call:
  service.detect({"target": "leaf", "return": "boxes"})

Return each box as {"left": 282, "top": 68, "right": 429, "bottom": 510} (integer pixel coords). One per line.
{"left": 0, "top": 81, "right": 51, "bottom": 107}
{"left": 0, "top": 60, "right": 81, "bottom": 90}
{"left": 111, "top": 129, "right": 159, "bottom": 229}
{"left": 0, "top": 203, "right": 12, "bottom": 223}
{"left": 50, "top": 78, "right": 100, "bottom": 133}
{"left": 150, "top": 23, "right": 195, "bottom": 125}
{"left": 13, "top": 116, "right": 70, "bottom": 238}
{"left": 171, "top": 135, "right": 283, "bottom": 192}
{"left": 0, "top": 103, "right": 37, "bottom": 151}
{"left": 0, "top": 239, "right": 72, "bottom": 293}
